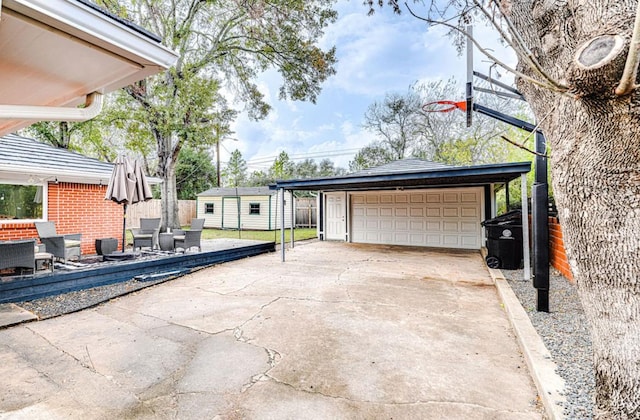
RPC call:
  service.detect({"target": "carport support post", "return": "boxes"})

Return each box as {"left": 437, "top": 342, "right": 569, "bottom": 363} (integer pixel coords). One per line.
{"left": 290, "top": 191, "right": 295, "bottom": 249}
{"left": 280, "top": 188, "right": 286, "bottom": 262}
{"left": 521, "top": 174, "right": 531, "bottom": 281}
{"left": 533, "top": 130, "right": 549, "bottom": 312}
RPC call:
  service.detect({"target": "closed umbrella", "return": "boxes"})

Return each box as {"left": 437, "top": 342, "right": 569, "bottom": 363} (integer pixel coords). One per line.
{"left": 105, "top": 156, "right": 150, "bottom": 252}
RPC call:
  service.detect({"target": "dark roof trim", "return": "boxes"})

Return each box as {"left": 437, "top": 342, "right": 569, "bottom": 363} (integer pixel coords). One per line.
{"left": 76, "top": 0, "right": 163, "bottom": 43}
{"left": 198, "top": 187, "right": 278, "bottom": 197}
{"left": 271, "top": 162, "right": 531, "bottom": 191}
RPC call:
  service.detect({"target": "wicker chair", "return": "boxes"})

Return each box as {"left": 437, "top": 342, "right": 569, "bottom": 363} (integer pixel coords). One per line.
{"left": 130, "top": 218, "right": 161, "bottom": 250}
{"left": 34, "top": 222, "right": 81, "bottom": 263}
{"left": 173, "top": 218, "right": 205, "bottom": 252}
{"left": 0, "top": 239, "right": 36, "bottom": 275}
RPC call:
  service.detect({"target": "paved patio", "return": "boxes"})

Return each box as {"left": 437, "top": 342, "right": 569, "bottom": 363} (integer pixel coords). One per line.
{"left": 0, "top": 242, "right": 542, "bottom": 419}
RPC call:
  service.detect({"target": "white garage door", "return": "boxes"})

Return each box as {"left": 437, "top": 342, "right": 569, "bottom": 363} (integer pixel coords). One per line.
{"left": 351, "top": 188, "right": 483, "bottom": 249}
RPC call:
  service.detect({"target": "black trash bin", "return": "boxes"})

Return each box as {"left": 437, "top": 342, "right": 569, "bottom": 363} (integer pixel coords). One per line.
{"left": 481, "top": 210, "right": 523, "bottom": 270}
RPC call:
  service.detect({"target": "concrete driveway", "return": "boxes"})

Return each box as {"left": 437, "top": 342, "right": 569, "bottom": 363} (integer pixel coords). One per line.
{"left": 0, "top": 242, "right": 541, "bottom": 419}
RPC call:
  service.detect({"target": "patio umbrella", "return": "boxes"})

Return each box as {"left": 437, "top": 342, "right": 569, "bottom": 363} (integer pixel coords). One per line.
{"left": 105, "top": 156, "right": 151, "bottom": 252}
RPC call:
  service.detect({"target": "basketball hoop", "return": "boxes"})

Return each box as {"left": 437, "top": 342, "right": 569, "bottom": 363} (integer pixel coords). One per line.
{"left": 422, "top": 100, "right": 467, "bottom": 113}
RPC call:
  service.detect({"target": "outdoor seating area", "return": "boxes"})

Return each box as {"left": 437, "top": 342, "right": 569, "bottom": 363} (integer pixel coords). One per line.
{"left": 173, "top": 218, "right": 205, "bottom": 252}
{"left": 130, "top": 218, "right": 161, "bottom": 251}
{"left": 0, "top": 239, "right": 36, "bottom": 275}
{"left": 34, "top": 222, "right": 81, "bottom": 263}
{"left": 0, "top": 239, "right": 55, "bottom": 276}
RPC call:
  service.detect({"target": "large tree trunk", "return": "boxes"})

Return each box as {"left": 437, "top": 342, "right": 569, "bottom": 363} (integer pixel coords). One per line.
{"left": 157, "top": 133, "right": 180, "bottom": 231}
{"left": 507, "top": 1, "right": 640, "bottom": 417}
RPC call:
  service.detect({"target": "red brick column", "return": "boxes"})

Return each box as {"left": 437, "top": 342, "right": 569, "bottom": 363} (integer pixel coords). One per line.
{"left": 548, "top": 216, "right": 573, "bottom": 281}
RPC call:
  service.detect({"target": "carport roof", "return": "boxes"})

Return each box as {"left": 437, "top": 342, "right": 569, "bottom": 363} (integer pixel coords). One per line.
{"left": 272, "top": 159, "right": 531, "bottom": 191}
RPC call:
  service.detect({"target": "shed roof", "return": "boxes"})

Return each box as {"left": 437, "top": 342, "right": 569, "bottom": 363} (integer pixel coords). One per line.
{"left": 198, "top": 187, "right": 278, "bottom": 197}
{"left": 272, "top": 159, "right": 531, "bottom": 191}
{"left": 0, "top": 134, "right": 160, "bottom": 185}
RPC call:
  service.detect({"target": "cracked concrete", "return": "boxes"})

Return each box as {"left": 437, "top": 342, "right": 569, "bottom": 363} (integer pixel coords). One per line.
{"left": 0, "top": 242, "right": 542, "bottom": 419}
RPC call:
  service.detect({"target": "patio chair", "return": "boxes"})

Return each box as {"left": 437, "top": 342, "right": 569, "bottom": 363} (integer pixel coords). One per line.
{"left": 34, "top": 222, "right": 82, "bottom": 263}
{"left": 0, "top": 239, "right": 36, "bottom": 275}
{"left": 173, "top": 218, "right": 205, "bottom": 252}
{"left": 130, "top": 218, "right": 161, "bottom": 250}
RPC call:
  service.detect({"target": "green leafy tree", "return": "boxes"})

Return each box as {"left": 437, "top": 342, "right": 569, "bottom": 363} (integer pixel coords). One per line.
{"left": 175, "top": 147, "right": 217, "bottom": 200}
{"left": 96, "top": 0, "right": 338, "bottom": 229}
{"left": 349, "top": 143, "right": 395, "bottom": 172}
{"left": 269, "top": 151, "right": 295, "bottom": 180}
{"left": 222, "top": 150, "right": 248, "bottom": 187}
{"left": 246, "top": 170, "right": 272, "bottom": 187}
{"left": 353, "top": 79, "right": 514, "bottom": 170}
{"left": 318, "top": 158, "right": 344, "bottom": 177}
{"left": 294, "top": 159, "right": 319, "bottom": 179}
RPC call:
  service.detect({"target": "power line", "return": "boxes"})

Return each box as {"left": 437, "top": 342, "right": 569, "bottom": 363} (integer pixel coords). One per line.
{"left": 245, "top": 148, "right": 361, "bottom": 165}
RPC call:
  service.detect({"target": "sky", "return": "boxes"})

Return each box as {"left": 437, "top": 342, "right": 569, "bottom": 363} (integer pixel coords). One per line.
{"left": 224, "top": 1, "right": 516, "bottom": 173}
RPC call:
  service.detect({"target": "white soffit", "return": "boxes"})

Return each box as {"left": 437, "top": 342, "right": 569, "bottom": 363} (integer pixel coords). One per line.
{"left": 0, "top": 0, "right": 179, "bottom": 135}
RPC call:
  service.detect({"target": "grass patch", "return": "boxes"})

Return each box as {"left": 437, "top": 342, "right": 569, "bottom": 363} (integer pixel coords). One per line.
{"left": 200, "top": 227, "right": 316, "bottom": 244}
{"left": 125, "top": 227, "right": 316, "bottom": 246}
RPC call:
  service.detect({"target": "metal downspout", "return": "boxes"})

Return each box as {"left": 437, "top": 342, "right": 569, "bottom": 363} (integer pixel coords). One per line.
{"left": 0, "top": 92, "right": 104, "bottom": 121}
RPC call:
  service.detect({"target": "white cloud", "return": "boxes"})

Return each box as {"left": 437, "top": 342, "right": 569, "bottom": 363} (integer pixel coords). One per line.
{"left": 222, "top": 1, "right": 518, "bottom": 176}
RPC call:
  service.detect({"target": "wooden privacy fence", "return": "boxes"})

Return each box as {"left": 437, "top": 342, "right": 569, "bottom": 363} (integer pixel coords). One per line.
{"left": 295, "top": 197, "right": 317, "bottom": 228}
{"left": 126, "top": 199, "right": 197, "bottom": 228}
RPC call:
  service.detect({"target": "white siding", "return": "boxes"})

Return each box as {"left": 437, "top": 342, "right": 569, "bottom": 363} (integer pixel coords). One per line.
{"left": 350, "top": 188, "right": 483, "bottom": 250}
{"left": 197, "top": 191, "right": 293, "bottom": 230}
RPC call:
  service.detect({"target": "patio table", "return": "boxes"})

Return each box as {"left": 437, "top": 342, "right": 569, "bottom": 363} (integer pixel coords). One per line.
{"left": 35, "top": 252, "right": 54, "bottom": 273}
{"left": 159, "top": 232, "right": 175, "bottom": 251}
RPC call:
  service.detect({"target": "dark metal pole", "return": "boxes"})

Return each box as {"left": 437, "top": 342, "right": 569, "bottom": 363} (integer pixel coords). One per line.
{"left": 472, "top": 102, "right": 550, "bottom": 312}
{"left": 122, "top": 203, "right": 127, "bottom": 252}
{"left": 533, "top": 131, "right": 550, "bottom": 312}
{"left": 505, "top": 181, "right": 510, "bottom": 211}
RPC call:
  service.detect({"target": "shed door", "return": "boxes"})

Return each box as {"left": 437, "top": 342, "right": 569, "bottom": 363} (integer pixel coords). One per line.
{"left": 325, "top": 193, "right": 346, "bottom": 240}
{"left": 222, "top": 197, "right": 240, "bottom": 229}
{"left": 351, "top": 188, "right": 483, "bottom": 249}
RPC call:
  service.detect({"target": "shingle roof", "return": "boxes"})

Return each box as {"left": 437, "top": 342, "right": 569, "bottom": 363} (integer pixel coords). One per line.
{"left": 198, "top": 187, "right": 276, "bottom": 197}
{"left": 0, "top": 133, "right": 160, "bottom": 184}
{"left": 76, "top": 0, "right": 162, "bottom": 43}
{"left": 348, "top": 159, "right": 453, "bottom": 177}
{"left": 272, "top": 158, "right": 531, "bottom": 191}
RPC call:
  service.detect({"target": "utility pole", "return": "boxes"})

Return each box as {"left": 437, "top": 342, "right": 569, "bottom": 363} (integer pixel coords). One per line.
{"left": 215, "top": 124, "right": 221, "bottom": 187}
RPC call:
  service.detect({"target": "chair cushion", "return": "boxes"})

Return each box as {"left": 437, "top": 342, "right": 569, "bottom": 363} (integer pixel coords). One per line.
{"left": 173, "top": 235, "right": 186, "bottom": 241}
{"left": 134, "top": 234, "right": 153, "bottom": 239}
{"left": 64, "top": 240, "right": 82, "bottom": 247}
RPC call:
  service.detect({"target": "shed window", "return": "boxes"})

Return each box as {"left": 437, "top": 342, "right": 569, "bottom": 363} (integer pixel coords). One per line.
{"left": 204, "top": 202, "right": 214, "bottom": 214}
{"left": 0, "top": 183, "right": 43, "bottom": 221}
{"left": 249, "top": 203, "right": 260, "bottom": 215}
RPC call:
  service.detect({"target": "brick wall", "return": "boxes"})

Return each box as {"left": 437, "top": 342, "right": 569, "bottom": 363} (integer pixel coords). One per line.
{"left": 549, "top": 216, "right": 573, "bottom": 281}
{"left": 0, "top": 182, "right": 124, "bottom": 255}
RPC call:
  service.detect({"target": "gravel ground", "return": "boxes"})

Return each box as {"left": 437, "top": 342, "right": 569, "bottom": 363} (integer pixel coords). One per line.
{"left": 505, "top": 268, "right": 595, "bottom": 419}
{"left": 17, "top": 276, "right": 175, "bottom": 319}
{"left": 15, "top": 262, "right": 595, "bottom": 418}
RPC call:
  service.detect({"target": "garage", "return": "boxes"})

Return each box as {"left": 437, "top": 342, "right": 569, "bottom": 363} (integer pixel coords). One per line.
{"left": 350, "top": 188, "right": 483, "bottom": 249}
{"left": 272, "top": 158, "right": 531, "bottom": 252}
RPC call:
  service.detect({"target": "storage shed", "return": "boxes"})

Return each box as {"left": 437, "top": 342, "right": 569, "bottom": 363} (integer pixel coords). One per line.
{"left": 197, "top": 187, "right": 294, "bottom": 230}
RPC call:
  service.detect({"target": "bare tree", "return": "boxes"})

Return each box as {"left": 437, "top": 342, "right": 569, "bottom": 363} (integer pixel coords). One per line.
{"left": 366, "top": 1, "right": 640, "bottom": 417}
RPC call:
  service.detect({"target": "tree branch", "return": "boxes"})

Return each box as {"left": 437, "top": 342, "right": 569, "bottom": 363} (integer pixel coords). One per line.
{"left": 615, "top": 0, "right": 640, "bottom": 96}
{"left": 500, "top": 135, "right": 547, "bottom": 157}
{"left": 404, "top": 3, "right": 574, "bottom": 98}
{"left": 480, "top": 0, "right": 569, "bottom": 91}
